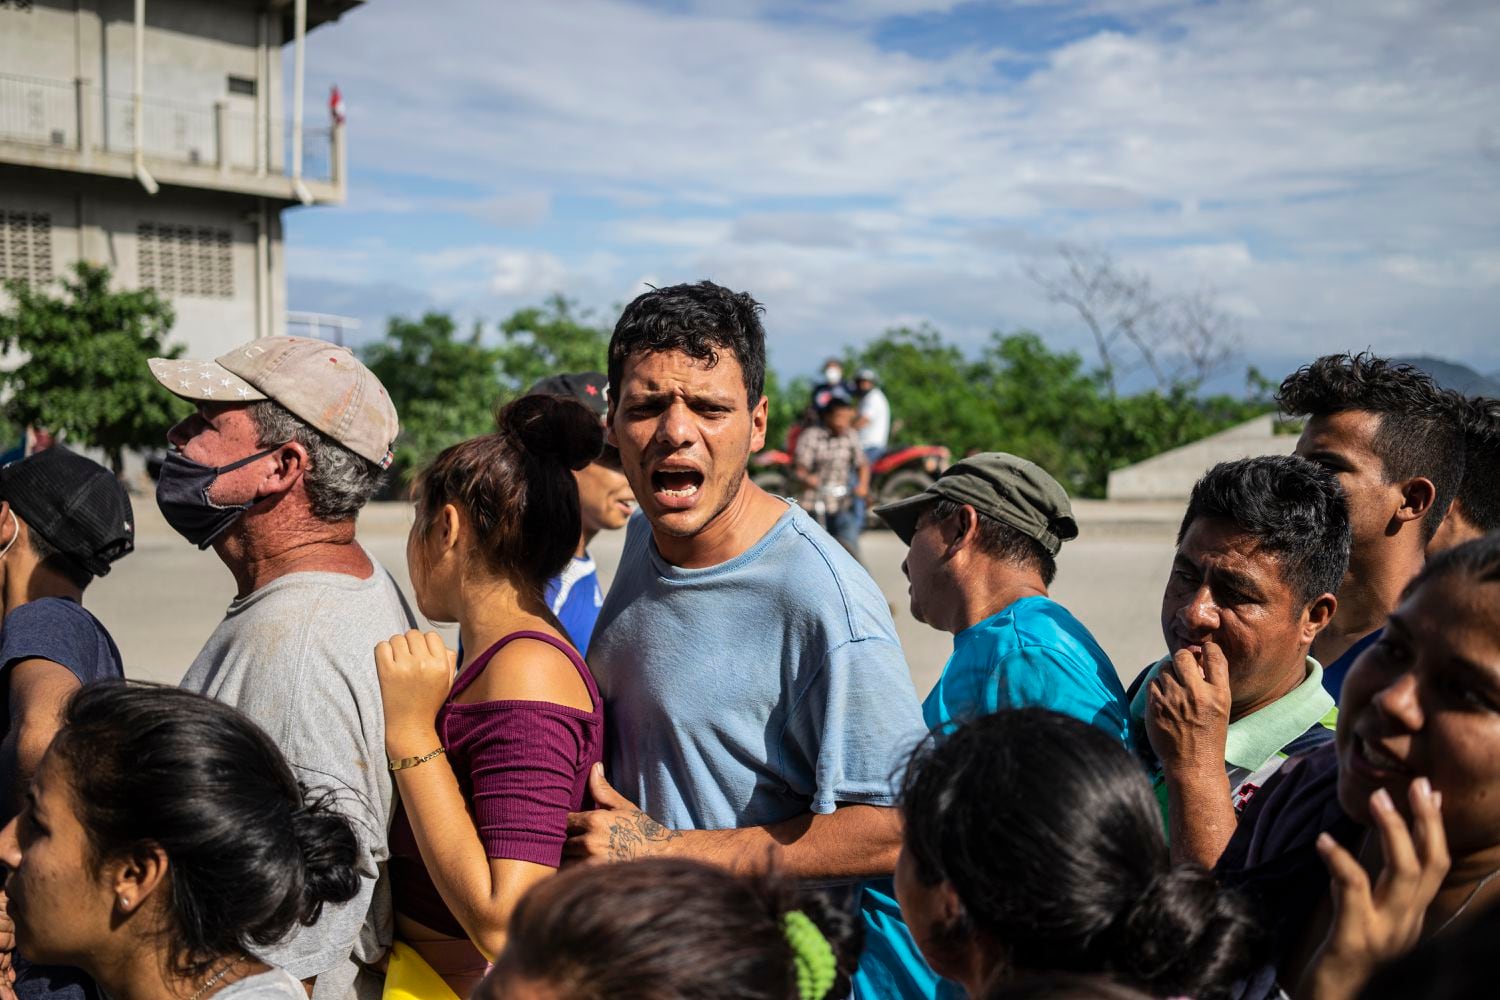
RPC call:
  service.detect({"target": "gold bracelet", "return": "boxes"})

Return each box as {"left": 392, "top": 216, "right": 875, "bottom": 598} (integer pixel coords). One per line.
{"left": 388, "top": 746, "right": 446, "bottom": 771}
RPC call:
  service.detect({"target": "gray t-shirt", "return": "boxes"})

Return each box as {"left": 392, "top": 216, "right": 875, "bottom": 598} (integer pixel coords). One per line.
{"left": 216, "top": 968, "right": 312, "bottom": 1000}
{"left": 181, "top": 552, "right": 416, "bottom": 1000}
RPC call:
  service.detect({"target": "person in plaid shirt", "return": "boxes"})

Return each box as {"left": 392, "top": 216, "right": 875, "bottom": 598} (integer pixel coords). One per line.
{"left": 794, "top": 391, "right": 870, "bottom": 559}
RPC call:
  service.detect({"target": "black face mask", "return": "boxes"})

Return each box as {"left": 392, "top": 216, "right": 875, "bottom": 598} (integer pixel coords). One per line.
{"left": 155, "top": 444, "right": 286, "bottom": 549}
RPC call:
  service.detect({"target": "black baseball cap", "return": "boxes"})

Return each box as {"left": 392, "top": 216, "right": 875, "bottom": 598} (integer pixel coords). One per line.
{"left": 527, "top": 372, "right": 608, "bottom": 420}
{"left": 0, "top": 445, "right": 135, "bottom": 578}
{"left": 525, "top": 372, "right": 617, "bottom": 467}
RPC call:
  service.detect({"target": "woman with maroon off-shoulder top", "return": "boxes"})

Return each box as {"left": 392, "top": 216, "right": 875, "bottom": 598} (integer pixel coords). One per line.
{"left": 373, "top": 395, "right": 608, "bottom": 998}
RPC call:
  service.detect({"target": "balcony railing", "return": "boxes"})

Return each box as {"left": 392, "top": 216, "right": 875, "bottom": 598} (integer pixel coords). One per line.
{"left": 0, "top": 71, "right": 339, "bottom": 186}
{"left": 0, "top": 72, "right": 76, "bottom": 149}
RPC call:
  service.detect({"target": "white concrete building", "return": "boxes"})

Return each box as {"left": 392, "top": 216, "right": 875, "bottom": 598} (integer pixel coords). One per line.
{"left": 0, "top": 0, "right": 360, "bottom": 358}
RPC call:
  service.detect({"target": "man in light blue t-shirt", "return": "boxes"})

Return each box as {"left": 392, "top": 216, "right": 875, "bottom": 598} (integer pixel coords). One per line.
{"left": 877, "top": 452, "right": 1130, "bottom": 746}
{"left": 564, "top": 281, "right": 935, "bottom": 998}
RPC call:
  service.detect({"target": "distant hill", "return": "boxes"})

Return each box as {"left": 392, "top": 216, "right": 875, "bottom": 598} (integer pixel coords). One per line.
{"left": 1392, "top": 356, "right": 1500, "bottom": 397}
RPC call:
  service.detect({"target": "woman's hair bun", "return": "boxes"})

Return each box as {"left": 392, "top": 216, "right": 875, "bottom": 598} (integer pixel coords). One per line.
{"left": 289, "top": 793, "right": 361, "bottom": 926}
{"left": 782, "top": 888, "right": 864, "bottom": 998}
{"left": 497, "top": 394, "right": 604, "bottom": 472}
{"left": 1116, "top": 866, "right": 1260, "bottom": 997}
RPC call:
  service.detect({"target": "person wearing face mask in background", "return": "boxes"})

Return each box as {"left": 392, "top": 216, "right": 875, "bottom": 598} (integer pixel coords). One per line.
{"left": 147, "top": 338, "right": 416, "bottom": 1000}
{"left": 0, "top": 446, "right": 134, "bottom": 1000}
{"left": 810, "top": 357, "right": 851, "bottom": 414}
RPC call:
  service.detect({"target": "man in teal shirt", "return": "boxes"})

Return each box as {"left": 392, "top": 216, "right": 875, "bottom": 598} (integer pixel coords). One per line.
{"left": 871, "top": 454, "right": 1128, "bottom": 997}
{"left": 877, "top": 452, "right": 1130, "bottom": 745}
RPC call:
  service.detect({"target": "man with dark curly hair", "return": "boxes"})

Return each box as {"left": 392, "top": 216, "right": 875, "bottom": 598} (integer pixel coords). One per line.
{"left": 1429, "top": 395, "right": 1500, "bottom": 554}
{"left": 1277, "top": 352, "right": 1465, "bottom": 700}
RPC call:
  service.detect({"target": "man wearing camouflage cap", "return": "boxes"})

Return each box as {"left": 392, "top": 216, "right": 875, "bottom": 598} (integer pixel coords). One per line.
{"left": 876, "top": 452, "right": 1129, "bottom": 745}
{"left": 149, "top": 337, "right": 416, "bottom": 1000}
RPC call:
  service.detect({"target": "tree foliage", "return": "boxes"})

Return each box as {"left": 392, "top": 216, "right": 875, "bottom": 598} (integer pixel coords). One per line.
{"left": 361, "top": 312, "right": 505, "bottom": 476}
{"left": 0, "top": 262, "right": 186, "bottom": 473}
{"left": 362, "top": 297, "right": 612, "bottom": 479}
{"left": 363, "top": 297, "right": 1269, "bottom": 499}
{"left": 845, "top": 326, "right": 1271, "bottom": 498}
{"left": 495, "top": 294, "right": 610, "bottom": 397}
{"left": 763, "top": 367, "right": 809, "bottom": 452}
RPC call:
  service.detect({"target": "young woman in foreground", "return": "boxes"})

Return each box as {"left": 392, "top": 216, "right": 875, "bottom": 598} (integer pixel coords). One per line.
{"left": 0, "top": 684, "right": 360, "bottom": 1000}
{"left": 376, "top": 395, "right": 606, "bottom": 997}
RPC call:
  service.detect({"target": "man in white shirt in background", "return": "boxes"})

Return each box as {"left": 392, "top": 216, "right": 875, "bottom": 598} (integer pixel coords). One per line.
{"left": 852, "top": 369, "right": 891, "bottom": 531}
{"left": 854, "top": 369, "right": 891, "bottom": 461}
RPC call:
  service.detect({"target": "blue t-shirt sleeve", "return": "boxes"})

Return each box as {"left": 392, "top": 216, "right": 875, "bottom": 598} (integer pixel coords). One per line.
{"left": 993, "top": 646, "right": 1132, "bottom": 747}
{"left": 555, "top": 573, "right": 602, "bottom": 657}
{"left": 0, "top": 599, "right": 121, "bottom": 686}
{"left": 783, "top": 636, "right": 928, "bottom": 814}
{"left": 543, "top": 576, "right": 562, "bottom": 611}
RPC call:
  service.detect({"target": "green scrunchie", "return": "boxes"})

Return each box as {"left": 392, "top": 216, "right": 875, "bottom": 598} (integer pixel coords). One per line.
{"left": 783, "top": 909, "right": 837, "bottom": 1000}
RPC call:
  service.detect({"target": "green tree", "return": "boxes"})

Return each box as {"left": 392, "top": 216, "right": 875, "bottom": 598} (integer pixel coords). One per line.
{"left": 0, "top": 262, "right": 186, "bottom": 474}
{"left": 495, "top": 295, "right": 610, "bottom": 399}
{"left": 974, "top": 330, "right": 1110, "bottom": 493}
{"left": 361, "top": 312, "right": 503, "bottom": 476}
{"left": 762, "top": 367, "right": 810, "bottom": 452}
{"left": 848, "top": 324, "right": 1004, "bottom": 458}
{"left": 362, "top": 298, "right": 613, "bottom": 480}
{"left": 841, "top": 324, "right": 1270, "bottom": 498}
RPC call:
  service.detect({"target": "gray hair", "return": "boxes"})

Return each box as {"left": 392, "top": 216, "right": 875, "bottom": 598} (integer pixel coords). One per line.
{"left": 247, "top": 401, "right": 385, "bottom": 522}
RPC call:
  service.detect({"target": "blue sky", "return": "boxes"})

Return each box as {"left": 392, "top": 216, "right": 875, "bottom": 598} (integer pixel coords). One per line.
{"left": 286, "top": 0, "right": 1500, "bottom": 388}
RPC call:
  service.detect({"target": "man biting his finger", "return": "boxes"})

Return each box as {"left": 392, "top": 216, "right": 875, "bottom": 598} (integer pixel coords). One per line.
{"left": 1131, "top": 455, "right": 1349, "bottom": 869}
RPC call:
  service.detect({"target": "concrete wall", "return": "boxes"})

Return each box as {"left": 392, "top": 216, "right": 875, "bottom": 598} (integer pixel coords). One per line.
{"left": 3, "top": 0, "right": 285, "bottom": 170}
{"left": 0, "top": 166, "right": 284, "bottom": 358}
{"left": 0, "top": 1, "right": 306, "bottom": 358}
{"left": 1106, "top": 414, "right": 1299, "bottom": 501}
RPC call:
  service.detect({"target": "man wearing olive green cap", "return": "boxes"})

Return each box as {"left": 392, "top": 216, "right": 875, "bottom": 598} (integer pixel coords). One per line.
{"left": 876, "top": 452, "right": 1131, "bottom": 746}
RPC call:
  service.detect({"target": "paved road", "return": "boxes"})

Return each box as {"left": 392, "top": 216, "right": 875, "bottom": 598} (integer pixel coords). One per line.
{"left": 99, "top": 499, "right": 1184, "bottom": 698}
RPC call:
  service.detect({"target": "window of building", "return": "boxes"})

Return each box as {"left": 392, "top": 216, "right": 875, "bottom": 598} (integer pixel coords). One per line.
{"left": 227, "top": 75, "right": 257, "bottom": 97}
{"left": 0, "top": 211, "right": 53, "bottom": 286}
{"left": 138, "top": 223, "right": 233, "bottom": 298}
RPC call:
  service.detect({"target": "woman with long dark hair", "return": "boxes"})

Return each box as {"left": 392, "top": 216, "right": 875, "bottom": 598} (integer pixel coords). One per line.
{"left": 375, "top": 395, "right": 607, "bottom": 997}
{"left": 0, "top": 684, "right": 361, "bottom": 1000}
{"left": 895, "top": 707, "right": 1260, "bottom": 998}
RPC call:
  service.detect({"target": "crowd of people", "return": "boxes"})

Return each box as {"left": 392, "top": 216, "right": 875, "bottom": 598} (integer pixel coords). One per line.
{"left": 0, "top": 279, "right": 1494, "bottom": 1000}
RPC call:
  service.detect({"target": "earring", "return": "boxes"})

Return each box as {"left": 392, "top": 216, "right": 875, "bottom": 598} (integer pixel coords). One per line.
{"left": 118, "top": 895, "right": 131, "bottom": 911}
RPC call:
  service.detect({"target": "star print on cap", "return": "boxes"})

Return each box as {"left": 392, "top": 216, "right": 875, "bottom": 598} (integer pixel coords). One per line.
{"left": 525, "top": 372, "right": 608, "bottom": 422}
{"left": 147, "top": 337, "right": 400, "bottom": 468}
{"left": 148, "top": 358, "right": 266, "bottom": 402}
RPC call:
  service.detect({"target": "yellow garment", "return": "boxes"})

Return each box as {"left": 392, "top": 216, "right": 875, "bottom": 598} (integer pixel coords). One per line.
{"left": 382, "top": 941, "right": 462, "bottom": 1000}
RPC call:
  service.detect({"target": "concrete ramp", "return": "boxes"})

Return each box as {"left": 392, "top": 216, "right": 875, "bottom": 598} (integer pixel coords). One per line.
{"left": 1106, "top": 413, "right": 1295, "bottom": 500}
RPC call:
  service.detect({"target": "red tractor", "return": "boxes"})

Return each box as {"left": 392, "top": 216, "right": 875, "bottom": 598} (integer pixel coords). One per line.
{"left": 750, "top": 426, "right": 950, "bottom": 527}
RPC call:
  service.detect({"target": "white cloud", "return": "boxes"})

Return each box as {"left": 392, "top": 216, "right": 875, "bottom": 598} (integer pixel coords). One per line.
{"left": 607, "top": 217, "right": 735, "bottom": 248}
{"left": 289, "top": 0, "right": 1500, "bottom": 376}
{"left": 466, "top": 191, "right": 552, "bottom": 228}
{"left": 489, "top": 250, "right": 569, "bottom": 296}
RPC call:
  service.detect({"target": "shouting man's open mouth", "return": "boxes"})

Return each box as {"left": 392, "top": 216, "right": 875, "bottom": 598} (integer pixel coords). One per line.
{"left": 652, "top": 464, "right": 706, "bottom": 509}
